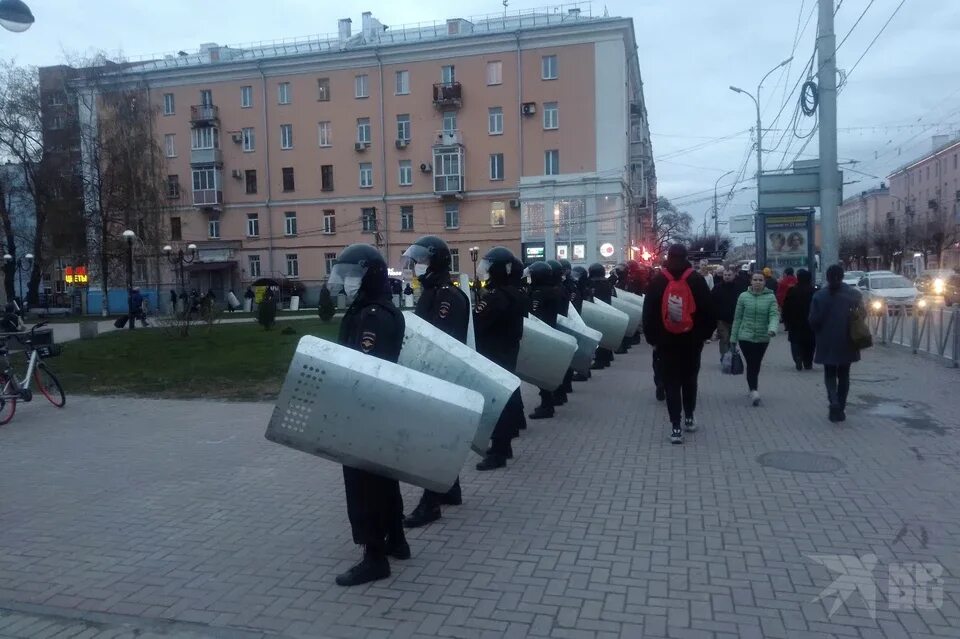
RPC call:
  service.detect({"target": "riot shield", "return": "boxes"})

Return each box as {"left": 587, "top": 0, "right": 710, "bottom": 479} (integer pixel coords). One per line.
{"left": 581, "top": 299, "right": 630, "bottom": 350}
{"left": 399, "top": 312, "right": 520, "bottom": 455}
{"left": 265, "top": 336, "right": 483, "bottom": 492}
{"left": 515, "top": 315, "right": 577, "bottom": 390}
{"left": 610, "top": 296, "right": 642, "bottom": 336}
{"left": 557, "top": 311, "right": 602, "bottom": 375}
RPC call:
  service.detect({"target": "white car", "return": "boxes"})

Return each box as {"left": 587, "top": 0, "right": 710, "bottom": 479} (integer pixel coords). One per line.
{"left": 857, "top": 272, "right": 922, "bottom": 311}
{"left": 843, "top": 270, "right": 865, "bottom": 286}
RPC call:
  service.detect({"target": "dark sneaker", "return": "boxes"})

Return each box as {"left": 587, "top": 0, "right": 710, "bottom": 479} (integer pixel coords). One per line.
{"left": 684, "top": 417, "right": 698, "bottom": 433}
{"left": 828, "top": 405, "right": 842, "bottom": 422}
{"left": 838, "top": 408, "right": 847, "bottom": 422}
{"left": 335, "top": 554, "right": 390, "bottom": 587}
{"left": 670, "top": 427, "right": 683, "bottom": 444}
{"left": 795, "top": 360, "right": 803, "bottom": 371}
{"left": 403, "top": 503, "right": 440, "bottom": 529}
{"left": 655, "top": 387, "right": 666, "bottom": 402}
{"left": 476, "top": 454, "right": 506, "bottom": 471}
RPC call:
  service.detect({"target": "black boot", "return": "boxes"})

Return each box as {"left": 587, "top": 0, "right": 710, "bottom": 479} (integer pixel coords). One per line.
{"left": 485, "top": 445, "right": 513, "bottom": 459}
{"left": 529, "top": 406, "right": 554, "bottom": 420}
{"left": 572, "top": 371, "right": 590, "bottom": 382}
{"left": 554, "top": 390, "right": 568, "bottom": 405}
{"left": 655, "top": 387, "right": 666, "bottom": 402}
{"left": 828, "top": 405, "right": 842, "bottom": 423}
{"left": 403, "top": 501, "right": 441, "bottom": 529}
{"left": 476, "top": 454, "right": 506, "bottom": 471}
{"left": 335, "top": 550, "right": 390, "bottom": 586}
{"left": 441, "top": 478, "right": 462, "bottom": 506}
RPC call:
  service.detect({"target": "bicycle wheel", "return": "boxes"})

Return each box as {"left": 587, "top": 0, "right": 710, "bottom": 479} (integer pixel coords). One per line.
{"left": 34, "top": 364, "right": 66, "bottom": 408}
{"left": 0, "top": 374, "right": 16, "bottom": 425}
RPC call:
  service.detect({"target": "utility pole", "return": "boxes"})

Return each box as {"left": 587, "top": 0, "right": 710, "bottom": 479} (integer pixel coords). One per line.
{"left": 818, "top": 0, "right": 840, "bottom": 270}
{"left": 713, "top": 170, "right": 733, "bottom": 250}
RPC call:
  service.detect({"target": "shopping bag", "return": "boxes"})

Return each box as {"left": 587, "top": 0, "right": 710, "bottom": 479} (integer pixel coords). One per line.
{"left": 849, "top": 306, "right": 873, "bottom": 350}
{"left": 114, "top": 315, "right": 128, "bottom": 329}
{"left": 722, "top": 346, "right": 744, "bottom": 375}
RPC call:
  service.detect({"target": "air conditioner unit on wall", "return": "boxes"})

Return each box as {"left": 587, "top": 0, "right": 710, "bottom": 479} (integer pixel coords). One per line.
{"left": 509, "top": 198, "right": 520, "bottom": 209}
{"left": 231, "top": 132, "right": 243, "bottom": 144}
{"left": 521, "top": 102, "right": 536, "bottom": 116}
{"left": 355, "top": 142, "right": 369, "bottom": 152}
{"left": 396, "top": 139, "right": 407, "bottom": 149}
{"left": 420, "top": 162, "right": 432, "bottom": 173}
{"left": 231, "top": 169, "right": 243, "bottom": 179}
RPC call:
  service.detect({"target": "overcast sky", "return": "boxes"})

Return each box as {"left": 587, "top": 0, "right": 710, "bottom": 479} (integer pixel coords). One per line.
{"left": 3, "top": 0, "right": 957, "bottom": 237}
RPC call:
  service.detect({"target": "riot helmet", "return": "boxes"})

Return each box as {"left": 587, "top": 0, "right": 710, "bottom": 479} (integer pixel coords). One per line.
{"left": 546, "top": 259, "right": 564, "bottom": 285}
{"left": 588, "top": 262, "right": 606, "bottom": 279}
{"left": 571, "top": 265, "right": 588, "bottom": 281}
{"left": 400, "top": 235, "right": 451, "bottom": 277}
{"left": 558, "top": 258, "right": 572, "bottom": 276}
{"left": 509, "top": 257, "right": 525, "bottom": 286}
{"left": 478, "top": 246, "right": 516, "bottom": 286}
{"left": 325, "top": 243, "right": 387, "bottom": 299}
{"left": 526, "top": 261, "right": 553, "bottom": 287}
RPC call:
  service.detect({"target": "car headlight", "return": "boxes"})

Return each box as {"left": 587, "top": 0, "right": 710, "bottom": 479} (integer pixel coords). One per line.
{"left": 933, "top": 278, "right": 945, "bottom": 295}
{"left": 918, "top": 298, "right": 928, "bottom": 309}
{"left": 870, "top": 299, "right": 884, "bottom": 311}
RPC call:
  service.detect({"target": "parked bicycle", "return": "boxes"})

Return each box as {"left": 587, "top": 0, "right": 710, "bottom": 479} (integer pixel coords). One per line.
{"left": 0, "top": 322, "right": 65, "bottom": 425}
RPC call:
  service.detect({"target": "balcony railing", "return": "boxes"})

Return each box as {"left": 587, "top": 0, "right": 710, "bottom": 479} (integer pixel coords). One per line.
{"left": 190, "top": 147, "right": 222, "bottom": 166}
{"left": 432, "top": 82, "right": 462, "bottom": 108}
{"left": 434, "top": 129, "right": 463, "bottom": 146}
{"left": 434, "top": 174, "right": 464, "bottom": 195}
{"left": 193, "top": 189, "right": 223, "bottom": 207}
{"left": 190, "top": 104, "right": 219, "bottom": 124}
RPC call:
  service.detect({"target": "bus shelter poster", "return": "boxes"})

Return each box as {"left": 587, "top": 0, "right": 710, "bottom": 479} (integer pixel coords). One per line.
{"left": 762, "top": 212, "right": 813, "bottom": 271}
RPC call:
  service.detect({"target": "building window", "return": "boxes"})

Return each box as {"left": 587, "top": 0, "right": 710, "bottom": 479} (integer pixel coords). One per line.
{"left": 318, "top": 121, "right": 332, "bottom": 147}
{"left": 355, "top": 74, "right": 369, "bottom": 98}
{"left": 445, "top": 202, "right": 460, "bottom": 229}
{"left": 491, "top": 201, "right": 506, "bottom": 227}
{"left": 191, "top": 126, "right": 219, "bottom": 150}
{"left": 543, "top": 102, "right": 559, "bottom": 130}
{"left": 318, "top": 77, "right": 330, "bottom": 101}
{"left": 282, "top": 167, "right": 295, "bottom": 192}
{"left": 192, "top": 167, "right": 218, "bottom": 191}
{"left": 357, "top": 118, "right": 371, "bottom": 144}
{"left": 286, "top": 253, "right": 299, "bottom": 278}
{"left": 321, "top": 165, "right": 334, "bottom": 191}
{"left": 246, "top": 213, "right": 260, "bottom": 237}
{"left": 362, "top": 207, "right": 377, "bottom": 232}
{"left": 400, "top": 205, "right": 414, "bottom": 231}
{"left": 170, "top": 216, "right": 182, "bottom": 241}
{"left": 248, "top": 254, "right": 261, "bottom": 278}
{"left": 545, "top": 149, "right": 559, "bottom": 175}
{"left": 50, "top": 115, "right": 65, "bottom": 130}
{"left": 487, "top": 61, "right": 502, "bottom": 86}
{"left": 450, "top": 248, "right": 460, "bottom": 273}
{"left": 284, "top": 211, "right": 298, "bottom": 236}
{"left": 442, "top": 111, "right": 457, "bottom": 133}
{"left": 399, "top": 160, "right": 413, "bottom": 186}
{"left": 541, "top": 55, "right": 558, "bottom": 80}
{"left": 240, "top": 85, "right": 253, "bottom": 108}
{"left": 241, "top": 127, "right": 255, "bottom": 152}
{"left": 200, "top": 89, "right": 213, "bottom": 105}
{"left": 164, "top": 134, "right": 176, "bottom": 158}
{"left": 278, "top": 82, "right": 291, "bottom": 105}
{"left": 441, "top": 65, "right": 455, "bottom": 84}
{"left": 280, "top": 124, "right": 293, "bottom": 149}
{"left": 488, "top": 107, "right": 503, "bottom": 135}
{"left": 324, "top": 252, "right": 337, "bottom": 274}
{"left": 490, "top": 153, "right": 504, "bottom": 181}
{"left": 397, "top": 114, "right": 411, "bottom": 142}
{"left": 245, "top": 169, "right": 257, "bottom": 194}
{"left": 323, "top": 210, "right": 336, "bottom": 234}
{"left": 359, "top": 163, "right": 373, "bottom": 188}
{"left": 395, "top": 70, "right": 410, "bottom": 95}
{"left": 134, "top": 259, "right": 148, "bottom": 283}
{"left": 208, "top": 218, "right": 220, "bottom": 239}
{"left": 435, "top": 150, "right": 463, "bottom": 193}
{"left": 166, "top": 174, "right": 180, "bottom": 198}
{"left": 163, "top": 93, "right": 175, "bottom": 115}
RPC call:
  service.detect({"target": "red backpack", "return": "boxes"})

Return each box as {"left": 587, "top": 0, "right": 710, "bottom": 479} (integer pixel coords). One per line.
{"left": 661, "top": 268, "right": 696, "bottom": 334}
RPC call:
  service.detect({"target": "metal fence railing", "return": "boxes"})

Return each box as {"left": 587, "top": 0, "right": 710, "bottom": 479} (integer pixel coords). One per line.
{"left": 869, "top": 305, "right": 960, "bottom": 367}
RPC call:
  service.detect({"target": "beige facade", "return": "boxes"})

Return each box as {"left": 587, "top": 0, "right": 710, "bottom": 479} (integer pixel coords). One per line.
{"left": 79, "top": 6, "right": 653, "bottom": 303}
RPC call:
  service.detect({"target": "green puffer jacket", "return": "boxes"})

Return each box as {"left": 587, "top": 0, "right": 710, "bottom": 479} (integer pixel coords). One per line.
{"left": 731, "top": 287, "right": 780, "bottom": 344}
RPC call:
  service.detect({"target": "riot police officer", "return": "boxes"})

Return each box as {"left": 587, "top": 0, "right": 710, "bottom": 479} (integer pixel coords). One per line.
{"left": 612, "top": 263, "right": 632, "bottom": 355}
{"left": 527, "top": 261, "right": 561, "bottom": 419}
{"left": 549, "top": 259, "right": 574, "bottom": 402}
{"left": 399, "top": 235, "right": 470, "bottom": 529}
{"left": 570, "top": 265, "right": 593, "bottom": 382}
{"left": 589, "top": 263, "right": 615, "bottom": 369}
{"left": 326, "top": 243, "right": 409, "bottom": 587}
{"left": 474, "top": 247, "right": 526, "bottom": 470}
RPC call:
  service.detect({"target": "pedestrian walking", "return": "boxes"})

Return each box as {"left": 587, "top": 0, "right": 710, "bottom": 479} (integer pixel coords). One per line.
{"left": 763, "top": 267, "right": 778, "bottom": 292}
{"left": 710, "top": 266, "right": 744, "bottom": 357}
{"left": 730, "top": 272, "right": 780, "bottom": 406}
{"left": 782, "top": 268, "right": 815, "bottom": 370}
{"left": 808, "top": 264, "right": 865, "bottom": 422}
{"left": 776, "top": 267, "right": 798, "bottom": 308}
{"left": 642, "top": 244, "right": 715, "bottom": 444}
{"left": 699, "top": 260, "right": 715, "bottom": 290}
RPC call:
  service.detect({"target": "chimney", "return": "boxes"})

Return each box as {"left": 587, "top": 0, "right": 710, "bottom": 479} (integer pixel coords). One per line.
{"left": 338, "top": 18, "right": 352, "bottom": 46}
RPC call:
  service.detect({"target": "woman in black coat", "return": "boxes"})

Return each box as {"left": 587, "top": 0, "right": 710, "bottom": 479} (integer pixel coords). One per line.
{"left": 781, "top": 268, "right": 816, "bottom": 370}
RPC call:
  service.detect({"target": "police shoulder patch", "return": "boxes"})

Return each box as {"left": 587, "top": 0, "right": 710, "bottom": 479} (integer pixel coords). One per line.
{"left": 360, "top": 331, "right": 377, "bottom": 353}
{"left": 475, "top": 300, "right": 487, "bottom": 314}
{"left": 438, "top": 300, "right": 452, "bottom": 319}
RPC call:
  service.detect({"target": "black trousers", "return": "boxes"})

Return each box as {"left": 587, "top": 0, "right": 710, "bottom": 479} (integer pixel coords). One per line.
{"left": 738, "top": 340, "right": 769, "bottom": 391}
{"left": 537, "top": 387, "right": 555, "bottom": 410}
{"left": 652, "top": 347, "right": 663, "bottom": 391}
{"left": 596, "top": 347, "right": 613, "bottom": 366}
{"left": 659, "top": 342, "right": 703, "bottom": 427}
{"left": 824, "top": 364, "right": 851, "bottom": 408}
{"left": 790, "top": 338, "right": 815, "bottom": 369}
{"left": 492, "top": 388, "right": 523, "bottom": 453}
{"left": 419, "top": 477, "right": 461, "bottom": 508}
{"left": 561, "top": 368, "right": 573, "bottom": 393}
{"left": 342, "top": 466, "right": 404, "bottom": 552}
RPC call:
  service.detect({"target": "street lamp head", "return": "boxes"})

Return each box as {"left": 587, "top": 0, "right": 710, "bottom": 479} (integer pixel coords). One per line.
{"left": 0, "top": 0, "right": 34, "bottom": 33}
{"left": 23, "top": 253, "right": 32, "bottom": 261}
{"left": 2, "top": 254, "right": 11, "bottom": 263}
{"left": 778, "top": 56, "right": 794, "bottom": 68}
{"left": 122, "top": 229, "right": 136, "bottom": 242}
{"left": 187, "top": 243, "right": 198, "bottom": 252}
{"left": 162, "top": 245, "right": 173, "bottom": 254}
{"left": 729, "top": 86, "right": 744, "bottom": 94}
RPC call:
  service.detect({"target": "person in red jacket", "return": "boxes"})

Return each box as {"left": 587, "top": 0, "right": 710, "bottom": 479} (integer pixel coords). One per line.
{"left": 775, "top": 267, "right": 798, "bottom": 308}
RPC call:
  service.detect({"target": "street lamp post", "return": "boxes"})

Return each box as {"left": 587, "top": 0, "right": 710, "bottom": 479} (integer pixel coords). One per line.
{"left": 468, "top": 245, "right": 480, "bottom": 302}
{"left": 713, "top": 170, "right": 734, "bottom": 251}
{"left": 122, "top": 229, "right": 136, "bottom": 331}
{"left": 163, "top": 243, "right": 198, "bottom": 315}
{"left": 0, "top": 0, "right": 34, "bottom": 32}
{"left": 2, "top": 252, "right": 33, "bottom": 308}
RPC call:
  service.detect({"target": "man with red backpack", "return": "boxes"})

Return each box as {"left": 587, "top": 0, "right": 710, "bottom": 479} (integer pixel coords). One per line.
{"left": 642, "top": 244, "right": 716, "bottom": 444}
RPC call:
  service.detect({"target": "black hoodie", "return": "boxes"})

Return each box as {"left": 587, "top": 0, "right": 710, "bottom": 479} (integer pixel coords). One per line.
{"left": 642, "top": 257, "right": 716, "bottom": 348}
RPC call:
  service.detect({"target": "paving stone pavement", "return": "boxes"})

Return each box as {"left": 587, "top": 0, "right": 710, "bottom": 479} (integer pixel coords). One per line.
{"left": 1, "top": 338, "right": 958, "bottom": 638}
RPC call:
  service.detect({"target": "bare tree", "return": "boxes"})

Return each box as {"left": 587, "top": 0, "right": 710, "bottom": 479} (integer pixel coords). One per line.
{"left": 687, "top": 231, "right": 732, "bottom": 256}
{"left": 839, "top": 235, "right": 869, "bottom": 268}
{"left": 871, "top": 222, "right": 902, "bottom": 271}
{"left": 654, "top": 196, "right": 693, "bottom": 252}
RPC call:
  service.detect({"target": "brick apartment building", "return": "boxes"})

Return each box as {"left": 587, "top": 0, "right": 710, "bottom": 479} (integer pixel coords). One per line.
{"left": 64, "top": 5, "right": 654, "bottom": 304}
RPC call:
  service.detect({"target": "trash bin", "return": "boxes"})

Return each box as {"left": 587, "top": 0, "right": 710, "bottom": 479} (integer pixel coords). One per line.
{"left": 290, "top": 296, "right": 300, "bottom": 311}
{"left": 244, "top": 299, "right": 253, "bottom": 313}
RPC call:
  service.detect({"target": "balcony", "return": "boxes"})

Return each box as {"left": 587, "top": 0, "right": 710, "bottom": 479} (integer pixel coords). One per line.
{"left": 434, "top": 129, "right": 463, "bottom": 146}
{"left": 434, "top": 174, "right": 465, "bottom": 195}
{"left": 190, "top": 147, "right": 222, "bottom": 166}
{"left": 193, "top": 188, "right": 223, "bottom": 208}
{"left": 190, "top": 104, "right": 219, "bottom": 126}
{"left": 432, "top": 82, "right": 462, "bottom": 109}
{"left": 432, "top": 141, "right": 464, "bottom": 197}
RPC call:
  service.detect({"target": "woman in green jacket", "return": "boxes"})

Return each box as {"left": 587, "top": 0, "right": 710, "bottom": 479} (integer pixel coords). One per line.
{"left": 731, "top": 272, "right": 780, "bottom": 406}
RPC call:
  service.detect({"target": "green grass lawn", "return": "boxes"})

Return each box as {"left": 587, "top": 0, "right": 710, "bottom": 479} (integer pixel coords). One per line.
{"left": 51, "top": 320, "right": 340, "bottom": 401}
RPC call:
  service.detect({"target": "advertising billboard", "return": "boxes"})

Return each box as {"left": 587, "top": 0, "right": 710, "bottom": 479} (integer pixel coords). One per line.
{"left": 758, "top": 210, "right": 815, "bottom": 272}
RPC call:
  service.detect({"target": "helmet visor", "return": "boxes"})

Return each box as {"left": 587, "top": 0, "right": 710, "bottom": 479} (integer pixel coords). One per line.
{"left": 325, "top": 263, "right": 366, "bottom": 298}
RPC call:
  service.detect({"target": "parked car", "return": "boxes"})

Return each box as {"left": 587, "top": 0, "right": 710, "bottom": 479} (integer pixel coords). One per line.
{"left": 842, "top": 270, "right": 866, "bottom": 286}
{"left": 857, "top": 272, "right": 923, "bottom": 312}
{"left": 915, "top": 269, "right": 960, "bottom": 306}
